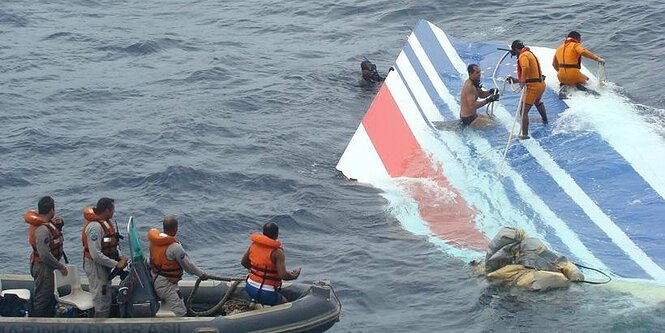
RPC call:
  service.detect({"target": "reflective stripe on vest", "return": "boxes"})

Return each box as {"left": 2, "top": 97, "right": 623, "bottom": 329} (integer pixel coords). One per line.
{"left": 82, "top": 219, "right": 119, "bottom": 260}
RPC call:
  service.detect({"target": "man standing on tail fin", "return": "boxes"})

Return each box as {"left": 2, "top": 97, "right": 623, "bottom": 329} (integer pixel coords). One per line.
{"left": 506, "top": 40, "right": 548, "bottom": 140}
{"left": 552, "top": 31, "right": 605, "bottom": 97}
{"left": 459, "top": 64, "right": 499, "bottom": 128}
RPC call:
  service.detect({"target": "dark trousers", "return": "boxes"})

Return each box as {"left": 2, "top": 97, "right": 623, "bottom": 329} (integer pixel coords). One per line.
{"left": 30, "top": 262, "right": 56, "bottom": 317}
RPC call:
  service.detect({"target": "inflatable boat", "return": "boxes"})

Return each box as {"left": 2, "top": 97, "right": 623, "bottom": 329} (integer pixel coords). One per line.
{"left": 338, "top": 20, "right": 665, "bottom": 285}
{"left": 0, "top": 218, "right": 340, "bottom": 333}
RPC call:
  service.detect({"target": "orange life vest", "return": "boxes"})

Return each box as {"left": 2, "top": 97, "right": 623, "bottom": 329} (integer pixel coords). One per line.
{"left": 147, "top": 228, "right": 183, "bottom": 284}
{"left": 25, "top": 210, "right": 64, "bottom": 264}
{"left": 553, "top": 37, "right": 598, "bottom": 85}
{"left": 247, "top": 233, "right": 283, "bottom": 288}
{"left": 517, "top": 47, "right": 544, "bottom": 84}
{"left": 554, "top": 37, "right": 583, "bottom": 70}
{"left": 81, "top": 206, "right": 119, "bottom": 260}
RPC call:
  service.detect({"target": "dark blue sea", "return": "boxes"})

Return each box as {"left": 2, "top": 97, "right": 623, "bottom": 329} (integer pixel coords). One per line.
{"left": 2, "top": 1, "right": 664, "bottom": 331}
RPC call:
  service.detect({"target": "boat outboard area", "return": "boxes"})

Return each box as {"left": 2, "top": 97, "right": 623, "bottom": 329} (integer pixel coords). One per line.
{"left": 0, "top": 217, "right": 341, "bottom": 333}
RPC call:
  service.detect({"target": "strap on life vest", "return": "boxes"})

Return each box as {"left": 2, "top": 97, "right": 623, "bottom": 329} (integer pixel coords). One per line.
{"left": 526, "top": 50, "right": 544, "bottom": 83}
{"left": 558, "top": 64, "right": 579, "bottom": 68}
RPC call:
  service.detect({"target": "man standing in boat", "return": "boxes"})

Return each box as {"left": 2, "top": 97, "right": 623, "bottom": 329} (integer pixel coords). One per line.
{"left": 241, "top": 222, "right": 301, "bottom": 306}
{"left": 459, "top": 64, "right": 500, "bottom": 128}
{"left": 552, "top": 31, "right": 605, "bottom": 97}
{"left": 82, "top": 198, "right": 128, "bottom": 317}
{"left": 506, "top": 40, "right": 548, "bottom": 139}
{"left": 24, "top": 196, "right": 67, "bottom": 317}
{"left": 147, "top": 216, "right": 210, "bottom": 317}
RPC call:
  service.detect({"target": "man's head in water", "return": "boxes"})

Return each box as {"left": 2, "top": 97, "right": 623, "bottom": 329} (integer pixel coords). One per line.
{"left": 361, "top": 60, "right": 377, "bottom": 80}
{"left": 467, "top": 64, "right": 482, "bottom": 87}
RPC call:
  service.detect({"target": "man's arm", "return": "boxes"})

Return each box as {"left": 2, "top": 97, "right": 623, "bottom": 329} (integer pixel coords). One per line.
{"left": 271, "top": 249, "right": 301, "bottom": 281}
{"left": 241, "top": 247, "right": 251, "bottom": 270}
{"left": 86, "top": 222, "right": 119, "bottom": 269}
{"left": 169, "top": 243, "right": 205, "bottom": 278}
{"left": 34, "top": 226, "right": 66, "bottom": 272}
{"left": 552, "top": 53, "right": 560, "bottom": 71}
{"left": 575, "top": 43, "right": 603, "bottom": 63}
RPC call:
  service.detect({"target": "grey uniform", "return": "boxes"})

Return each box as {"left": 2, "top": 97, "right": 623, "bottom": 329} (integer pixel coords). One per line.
{"left": 152, "top": 243, "right": 205, "bottom": 316}
{"left": 31, "top": 225, "right": 66, "bottom": 317}
{"left": 83, "top": 221, "right": 121, "bottom": 318}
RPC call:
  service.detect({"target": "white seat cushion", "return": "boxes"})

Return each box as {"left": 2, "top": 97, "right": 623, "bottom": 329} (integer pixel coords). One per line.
{"left": 58, "top": 291, "right": 94, "bottom": 311}
{"left": 1, "top": 289, "right": 31, "bottom": 301}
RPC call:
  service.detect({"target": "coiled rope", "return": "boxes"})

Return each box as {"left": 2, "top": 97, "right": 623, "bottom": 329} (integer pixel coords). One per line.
{"left": 186, "top": 275, "right": 246, "bottom": 317}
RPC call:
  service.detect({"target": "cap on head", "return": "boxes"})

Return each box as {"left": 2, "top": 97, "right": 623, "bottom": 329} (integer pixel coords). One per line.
{"left": 361, "top": 60, "right": 372, "bottom": 71}
{"left": 567, "top": 31, "right": 581, "bottom": 41}
{"left": 511, "top": 40, "right": 525, "bottom": 51}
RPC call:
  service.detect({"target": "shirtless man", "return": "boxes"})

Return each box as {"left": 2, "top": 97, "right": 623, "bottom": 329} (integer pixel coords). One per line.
{"left": 460, "top": 64, "right": 499, "bottom": 128}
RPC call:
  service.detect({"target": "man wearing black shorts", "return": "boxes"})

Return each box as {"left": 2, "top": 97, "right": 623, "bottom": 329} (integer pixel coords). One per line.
{"left": 460, "top": 64, "right": 499, "bottom": 128}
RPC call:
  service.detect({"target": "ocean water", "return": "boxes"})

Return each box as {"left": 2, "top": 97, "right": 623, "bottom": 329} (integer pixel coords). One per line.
{"left": 1, "top": 0, "right": 664, "bottom": 332}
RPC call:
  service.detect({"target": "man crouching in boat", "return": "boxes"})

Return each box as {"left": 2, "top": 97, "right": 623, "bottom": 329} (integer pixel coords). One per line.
{"left": 460, "top": 64, "right": 499, "bottom": 128}
{"left": 471, "top": 226, "right": 584, "bottom": 291}
{"left": 241, "top": 222, "right": 301, "bottom": 306}
{"left": 148, "top": 216, "right": 211, "bottom": 317}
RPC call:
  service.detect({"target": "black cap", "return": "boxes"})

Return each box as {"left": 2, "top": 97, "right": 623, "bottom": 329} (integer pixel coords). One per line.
{"left": 567, "top": 31, "right": 581, "bottom": 40}
{"left": 511, "top": 40, "right": 524, "bottom": 51}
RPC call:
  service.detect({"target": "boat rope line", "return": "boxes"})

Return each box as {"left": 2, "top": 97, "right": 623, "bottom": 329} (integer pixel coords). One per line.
{"left": 186, "top": 275, "right": 246, "bottom": 317}
{"left": 424, "top": 21, "right": 665, "bottom": 281}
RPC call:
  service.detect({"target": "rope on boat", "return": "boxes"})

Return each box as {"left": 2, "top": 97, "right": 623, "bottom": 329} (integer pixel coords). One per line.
{"left": 186, "top": 275, "right": 246, "bottom": 317}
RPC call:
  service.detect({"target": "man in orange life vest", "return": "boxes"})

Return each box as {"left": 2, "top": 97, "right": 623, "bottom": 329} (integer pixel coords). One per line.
{"left": 241, "top": 222, "right": 301, "bottom": 306}
{"left": 82, "top": 197, "right": 128, "bottom": 317}
{"left": 148, "top": 216, "right": 210, "bottom": 317}
{"left": 506, "top": 40, "right": 548, "bottom": 140}
{"left": 25, "top": 196, "right": 67, "bottom": 317}
{"left": 552, "top": 31, "right": 605, "bottom": 95}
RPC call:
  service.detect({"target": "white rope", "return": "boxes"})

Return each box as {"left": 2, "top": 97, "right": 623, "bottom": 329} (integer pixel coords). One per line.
{"left": 495, "top": 87, "right": 526, "bottom": 183}
{"left": 597, "top": 62, "right": 606, "bottom": 89}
